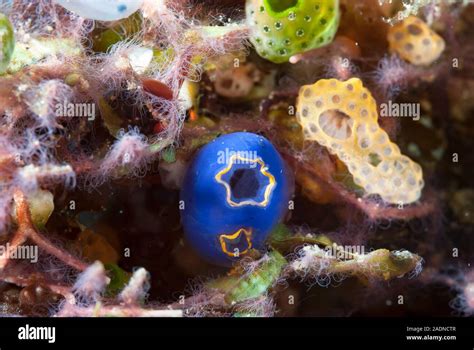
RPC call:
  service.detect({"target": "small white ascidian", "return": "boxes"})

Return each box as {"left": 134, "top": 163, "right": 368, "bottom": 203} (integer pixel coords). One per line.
{"left": 55, "top": 0, "right": 143, "bottom": 21}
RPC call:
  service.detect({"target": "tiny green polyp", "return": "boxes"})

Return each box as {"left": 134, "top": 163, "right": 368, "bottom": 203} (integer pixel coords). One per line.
{"left": 0, "top": 13, "right": 14, "bottom": 75}
{"left": 246, "top": 0, "right": 340, "bottom": 63}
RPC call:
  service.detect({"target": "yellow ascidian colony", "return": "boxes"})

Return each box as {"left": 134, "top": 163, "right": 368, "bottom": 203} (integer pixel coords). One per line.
{"left": 387, "top": 16, "right": 445, "bottom": 66}
{"left": 296, "top": 78, "right": 424, "bottom": 205}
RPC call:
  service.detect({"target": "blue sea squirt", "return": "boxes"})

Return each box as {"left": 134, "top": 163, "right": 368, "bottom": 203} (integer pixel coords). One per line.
{"left": 180, "top": 132, "right": 293, "bottom": 266}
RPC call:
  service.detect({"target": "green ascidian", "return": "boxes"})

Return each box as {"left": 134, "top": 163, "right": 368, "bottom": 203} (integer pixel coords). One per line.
{"left": 245, "top": 0, "right": 340, "bottom": 63}
{"left": 0, "top": 13, "right": 15, "bottom": 75}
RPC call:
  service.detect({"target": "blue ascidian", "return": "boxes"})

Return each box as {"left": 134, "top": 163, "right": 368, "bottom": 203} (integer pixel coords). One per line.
{"left": 180, "top": 132, "right": 293, "bottom": 266}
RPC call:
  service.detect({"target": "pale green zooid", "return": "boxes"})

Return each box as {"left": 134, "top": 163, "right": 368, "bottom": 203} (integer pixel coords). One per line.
{"left": 0, "top": 12, "right": 14, "bottom": 74}
{"left": 246, "top": 0, "right": 340, "bottom": 64}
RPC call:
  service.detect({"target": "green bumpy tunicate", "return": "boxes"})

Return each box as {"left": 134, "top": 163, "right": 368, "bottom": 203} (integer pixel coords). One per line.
{"left": 0, "top": 12, "right": 15, "bottom": 75}
{"left": 245, "top": 0, "right": 340, "bottom": 63}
